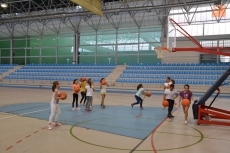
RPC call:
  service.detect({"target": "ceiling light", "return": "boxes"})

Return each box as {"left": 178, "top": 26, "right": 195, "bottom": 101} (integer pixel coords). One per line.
{"left": 1, "top": 3, "right": 8, "bottom": 8}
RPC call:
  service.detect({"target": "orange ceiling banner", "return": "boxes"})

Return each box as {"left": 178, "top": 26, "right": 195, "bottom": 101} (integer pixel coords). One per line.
{"left": 212, "top": 5, "right": 227, "bottom": 18}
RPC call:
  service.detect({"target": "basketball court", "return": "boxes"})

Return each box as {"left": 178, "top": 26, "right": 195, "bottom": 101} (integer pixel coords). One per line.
{"left": 0, "top": 86, "right": 230, "bottom": 153}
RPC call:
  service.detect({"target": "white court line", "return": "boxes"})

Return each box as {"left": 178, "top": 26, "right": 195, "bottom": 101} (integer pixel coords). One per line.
{"left": 0, "top": 104, "right": 70, "bottom": 120}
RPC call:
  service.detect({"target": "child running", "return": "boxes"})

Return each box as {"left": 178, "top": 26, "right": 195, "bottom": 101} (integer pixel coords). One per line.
{"left": 48, "top": 81, "right": 64, "bottom": 130}
{"left": 178, "top": 84, "right": 193, "bottom": 124}
{"left": 85, "top": 78, "right": 95, "bottom": 112}
{"left": 72, "top": 79, "right": 80, "bottom": 110}
{"left": 131, "top": 84, "right": 147, "bottom": 109}
{"left": 100, "top": 78, "right": 109, "bottom": 108}
{"left": 163, "top": 84, "right": 178, "bottom": 118}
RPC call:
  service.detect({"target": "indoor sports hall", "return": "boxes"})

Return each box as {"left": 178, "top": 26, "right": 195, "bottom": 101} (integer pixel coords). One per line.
{"left": 0, "top": 0, "right": 230, "bottom": 153}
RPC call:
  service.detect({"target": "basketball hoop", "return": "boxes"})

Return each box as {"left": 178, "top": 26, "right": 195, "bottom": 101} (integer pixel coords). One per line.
{"left": 154, "top": 47, "right": 171, "bottom": 58}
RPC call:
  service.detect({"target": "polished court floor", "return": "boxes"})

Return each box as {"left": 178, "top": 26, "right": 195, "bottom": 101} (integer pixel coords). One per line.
{"left": 0, "top": 86, "right": 230, "bottom": 153}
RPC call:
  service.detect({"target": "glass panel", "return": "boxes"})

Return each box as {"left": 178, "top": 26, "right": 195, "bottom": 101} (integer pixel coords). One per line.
{"left": 41, "top": 48, "right": 56, "bottom": 56}
{"left": 26, "top": 49, "right": 40, "bottom": 56}
{"left": 42, "top": 37, "right": 57, "bottom": 46}
{"left": 58, "top": 47, "right": 73, "bottom": 56}
{"left": 118, "top": 33, "right": 138, "bottom": 44}
{"left": 79, "top": 56, "right": 95, "bottom": 64}
{"left": 28, "top": 38, "right": 41, "bottom": 47}
{"left": 26, "top": 57, "right": 40, "bottom": 64}
{"left": 96, "top": 56, "right": 115, "bottom": 64}
{"left": 97, "top": 45, "right": 116, "bottom": 55}
{"left": 41, "top": 57, "right": 56, "bottom": 64}
{"left": 139, "top": 43, "right": 159, "bottom": 55}
{"left": 13, "top": 49, "right": 25, "bottom": 56}
{"left": 97, "top": 34, "right": 116, "bottom": 44}
{"left": 13, "top": 58, "right": 25, "bottom": 65}
{"left": 117, "top": 44, "right": 138, "bottom": 54}
{"left": 117, "top": 55, "right": 137, "bottom": 65}
{"left": 139, "top": 55, "right": 161, "bottom": 64}
{"left": 57, "top": 57, "right": 73, "bottom": 64}
{"left": 1, "top": 49, "right": 10, "bottom": 57}
{"left": 79, "top": 46, "right": 95, "bottom": 56}
{"left": 0, "top": 40, "right": 10, "bottom": 48}
{"left": 80, "top": 35, "right": 96, "bottom": 45}
{"left": 1, "top": 58, "right": 10, "bottom": 64}
{"left": 58, "top": 36, "right": 74, "bottom": 46}
{"left": 139, "top": 31, "right": 161, "bottom": 43}
{"left": 14, "top": 39, "right": 26, "bottom": 48}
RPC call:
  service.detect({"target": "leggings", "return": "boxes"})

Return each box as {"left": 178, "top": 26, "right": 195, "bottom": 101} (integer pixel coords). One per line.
{"left": 80, "top": 91, "right": 86, "bottom": 104}
{"left": 167, "top": 99, "right": 174, "bottom": 115}
{"left": 133, "top": 95, "right": 143, "bottom": 108}
{"left": 86, "top": 96, "right": 93, "bottom": 109}
{"left": 72, "top": 93, "right": 79, "bottom": 108}
{"left": 49, "top": 103, "right": 61, "bottom": 123}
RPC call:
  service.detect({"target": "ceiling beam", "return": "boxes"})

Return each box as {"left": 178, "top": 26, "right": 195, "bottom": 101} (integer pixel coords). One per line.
{"left": 0, "top": 0, "right": 217, "bottom": 23}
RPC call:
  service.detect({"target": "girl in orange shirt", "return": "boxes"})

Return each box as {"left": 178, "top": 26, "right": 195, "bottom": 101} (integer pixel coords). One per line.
{"left": 72, "top": 79, "right": 80, "bottom": 110}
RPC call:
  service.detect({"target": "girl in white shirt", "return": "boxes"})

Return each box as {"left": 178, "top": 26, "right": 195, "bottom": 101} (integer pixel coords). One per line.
{"left": 48, "top": 81, "right": 64, "bottom": 130}
{"left": 163, "top": 84, "right": 178, "bottom": 118}
{"left": 131, "top": 84, "right": 147, "bottom": 109}
{"left": 85, "top": 78, "right": 95, "bottom": 112}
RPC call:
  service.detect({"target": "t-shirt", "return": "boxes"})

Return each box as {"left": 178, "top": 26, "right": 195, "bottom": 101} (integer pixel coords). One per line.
{"left": 51, "top": 89, "right": 60, "bottom": 104}
{"left": 136, "top": 88, "right": 144, "bottom": 97}
{"left": 165, "top": 89, "right": 178, "bottom": 100}
{"left": 72, "top": 84, "right": 80, "bottom": 93}
{"left": 101, "top": 85, "right": 107, "bottom": 93}
{"left": 80, "top": 81, "right": 87, "bottom": 92}
{"left": 86, "top": 85, "right": 93, "bottom": 96}
{"left": 179, "top": 91, "right": 193, "bottom": 101}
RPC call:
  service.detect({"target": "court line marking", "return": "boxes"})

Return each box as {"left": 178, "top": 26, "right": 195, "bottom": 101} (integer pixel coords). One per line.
{"left": 70, "top": 117, "right": 203, "bottom": 152}
{"left": 0, "top": 104, "right": 70, "bottom": 120}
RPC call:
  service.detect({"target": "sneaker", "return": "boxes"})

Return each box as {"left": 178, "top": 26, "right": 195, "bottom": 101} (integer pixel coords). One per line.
{"left": 72, "top": 108, "right": 75, "bottom": 110}
{"left": 90, "top": 106, "right": 93, "bottom": 109}
{"left": 184, "top": 120, "right": 187, "bottom": 124}
{"left": 48, "top": 126, "right": 52, "bottom": 130}
{"left": 54, "top": 122, "right": 61, "bottom": 126}
{"left": 76, "top": 107, "right": 81, "bottom": 110}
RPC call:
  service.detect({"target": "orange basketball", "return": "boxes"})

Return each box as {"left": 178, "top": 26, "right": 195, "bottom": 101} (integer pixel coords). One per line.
{"left": 146, "top": 92, "right": 151, "bottom": 97}
{"left": 59, "top": 92, "right": 67, "bottom": 100}
{"left": 101, "top": 80, "right": 107, "bottom": 85}
{"left": 81, "top": 77, "right": 87, "bottom": 82}
{"left": 162, "top": 100, "right": 169, "bottom": 107}
{"left": 74, "top": 86, "right": 80, "bottom": 93}
{"left": 182, "top": 99, "right": 190, "bottom": 106}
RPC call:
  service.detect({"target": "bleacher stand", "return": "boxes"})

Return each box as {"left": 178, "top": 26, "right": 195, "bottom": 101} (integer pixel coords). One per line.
{"left": 116, "top": 63, "right": 230, "bottom": 86}
{"left": 4, "top": 64, "right": 116, "bottom": 84}
{"left": 0, "top": 64, "right": 18, "bottom": 75}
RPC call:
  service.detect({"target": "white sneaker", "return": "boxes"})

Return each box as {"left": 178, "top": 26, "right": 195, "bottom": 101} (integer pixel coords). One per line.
{"left": 48, "top": 126, "right": 52, "bottom": 130}
{"left": 184, "top": 120, "right": 187, "bottom": 124}
{"left": 72, "top": 108, "right": 75, "bottom": 110}
{"left": 76, "top": 107, "right": 81, "bottom": 110}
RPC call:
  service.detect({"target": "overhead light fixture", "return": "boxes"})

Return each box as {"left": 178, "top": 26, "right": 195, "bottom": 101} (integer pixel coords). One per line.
{"left": 1, "top": 3, "right": 8, "bottom": 8}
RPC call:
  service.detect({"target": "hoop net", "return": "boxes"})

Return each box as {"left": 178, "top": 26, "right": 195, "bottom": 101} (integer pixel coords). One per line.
{"left": 154, "top": 47, "right": 170, "bottom": 58}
